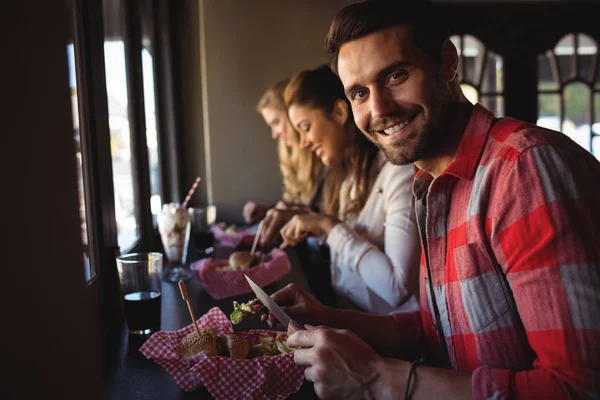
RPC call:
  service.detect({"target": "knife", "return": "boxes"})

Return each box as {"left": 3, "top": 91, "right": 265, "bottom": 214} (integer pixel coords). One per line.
{"left": 244, "top": 274, "right": 304, "bottom": 335}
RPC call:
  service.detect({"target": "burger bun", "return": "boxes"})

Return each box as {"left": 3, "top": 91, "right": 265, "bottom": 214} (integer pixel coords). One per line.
{"left": 228, "top": 251, "right": 255, "bottom": 269}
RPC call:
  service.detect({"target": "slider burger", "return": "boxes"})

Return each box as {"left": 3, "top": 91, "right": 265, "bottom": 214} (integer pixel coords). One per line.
{"left": 228, "top": 251, "right": 256, "bottom": 270}
{"left": 176, "top": 327, "right": 219, "bottom": 358}
{"left": 175, "top": 328, "right": 250, "bottom": 359}
{"left": 224, "top": 334, "right": 250, "bottom": 358}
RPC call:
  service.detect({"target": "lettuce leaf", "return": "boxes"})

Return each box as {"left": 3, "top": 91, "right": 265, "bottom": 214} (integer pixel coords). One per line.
{"left": 230, "top": 301, "right": 245, "bottom": 325}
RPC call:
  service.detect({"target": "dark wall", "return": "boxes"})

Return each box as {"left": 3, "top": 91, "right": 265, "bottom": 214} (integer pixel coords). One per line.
{"left": 0, "top": 2, "right": 102, "bottom": 398}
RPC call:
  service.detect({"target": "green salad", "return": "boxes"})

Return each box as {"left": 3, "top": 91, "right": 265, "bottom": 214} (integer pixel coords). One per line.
{"left": 230, "top": 299, "right": 268, "bottom": 325}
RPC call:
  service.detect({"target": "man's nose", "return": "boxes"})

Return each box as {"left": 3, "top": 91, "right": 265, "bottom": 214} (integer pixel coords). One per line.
{"left": 370, "top": 89, "right": 395, "bottom": 120}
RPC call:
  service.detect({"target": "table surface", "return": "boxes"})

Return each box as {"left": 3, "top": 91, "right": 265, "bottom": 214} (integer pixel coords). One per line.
{"left": 105, "top": 242, "right": 319, "bottom": 400}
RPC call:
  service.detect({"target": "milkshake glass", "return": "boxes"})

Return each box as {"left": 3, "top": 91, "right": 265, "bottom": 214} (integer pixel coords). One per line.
{"left": 157, "top": 202, "right": 192, "bottom": 281}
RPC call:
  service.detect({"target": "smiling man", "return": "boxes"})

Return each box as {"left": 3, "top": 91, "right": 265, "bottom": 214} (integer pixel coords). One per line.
{"left": 265, "top": 0, "right": 600, "bottom": 399}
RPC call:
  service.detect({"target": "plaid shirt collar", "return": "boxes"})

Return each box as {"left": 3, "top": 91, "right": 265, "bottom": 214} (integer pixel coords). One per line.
{"left": 413, "top": 104, "right": 496, "bottom": 199}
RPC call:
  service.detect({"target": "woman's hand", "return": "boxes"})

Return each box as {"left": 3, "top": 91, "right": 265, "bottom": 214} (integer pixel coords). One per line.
{"left": 242, "top": 201, "right": 268, "bottom": 224}
{"left": 279, "top": 212, "right": 339, "bottom": 248}
{"left": 259, "top": 207, "right": 307, "bottom": 246}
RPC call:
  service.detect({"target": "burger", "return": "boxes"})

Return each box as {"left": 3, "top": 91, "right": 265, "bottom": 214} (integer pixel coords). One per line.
{"left": 175, "top": 327, "right": 218, "bottom": 358}
{"left": 224, "top": 334, "right": 250, "bottom": 358}
{"left": 175, "top": 327, "right": 293, "bottom": 359}
{"left": 176, "top": 328, "right": 250, "bottom": 359}
{"left": 228, "top": 251, "right": 256, "bottom": 270}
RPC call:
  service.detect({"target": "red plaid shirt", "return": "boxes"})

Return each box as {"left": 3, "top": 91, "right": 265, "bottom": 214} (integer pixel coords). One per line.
{"left": 392, "top": 104, "right": 600, "bottom": 399}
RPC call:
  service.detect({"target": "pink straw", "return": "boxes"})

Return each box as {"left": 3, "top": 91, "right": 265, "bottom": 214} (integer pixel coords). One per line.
{"left": 182, "top": 177, "right": 201, "bottom": 208}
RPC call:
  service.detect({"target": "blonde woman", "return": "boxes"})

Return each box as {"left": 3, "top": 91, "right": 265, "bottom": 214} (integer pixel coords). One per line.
{"left": 242, "top": 79, "right": 323, "bottom": 229}
{"left": 279, "top": 65, "right": 421, "bottom": 314}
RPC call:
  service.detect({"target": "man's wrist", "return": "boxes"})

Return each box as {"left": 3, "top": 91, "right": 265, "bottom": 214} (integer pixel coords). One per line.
{"left": 368, "top": 358, "right": 410, "bottom": 399}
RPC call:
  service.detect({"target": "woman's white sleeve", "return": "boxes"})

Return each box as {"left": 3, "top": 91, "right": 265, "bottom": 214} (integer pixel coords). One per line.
{"left": 326, "top": 167, "right": 421, "bottom": 307}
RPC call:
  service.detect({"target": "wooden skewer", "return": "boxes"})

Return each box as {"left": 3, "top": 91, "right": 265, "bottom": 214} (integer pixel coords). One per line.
{"left": 178, "top": 280, "right": 201, "bottom": 337}
{"left": 250, "top": 220, "right": 264, "bottom": 256}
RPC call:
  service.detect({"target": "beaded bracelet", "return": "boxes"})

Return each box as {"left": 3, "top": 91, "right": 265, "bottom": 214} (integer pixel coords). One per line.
{"left": 404, "top": 358, "right": 425, "bottom": 400}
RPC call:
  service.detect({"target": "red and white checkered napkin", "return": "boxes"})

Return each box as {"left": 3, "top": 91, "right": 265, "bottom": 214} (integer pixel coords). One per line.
{"left": 210, "top": 225, "right": 255, "bottom": 248}
{"left": 139, "top": 307, "right": 306, "bottom": 399}
{"left": 190, "top": 249, "right": 291, "bottom": 300}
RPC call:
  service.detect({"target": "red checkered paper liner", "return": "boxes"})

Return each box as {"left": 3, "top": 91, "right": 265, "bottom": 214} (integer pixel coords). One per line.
{"left": 210, "top": 224, "right": 255, "bottom": 248}
{"left": 190, "top": 249, "right": 291, "bottom": 299}
{"left": 139, "top": 307, "right": 306, "bottom": 399}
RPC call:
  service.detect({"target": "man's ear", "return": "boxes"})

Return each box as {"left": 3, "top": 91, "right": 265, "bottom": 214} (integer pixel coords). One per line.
{"left": 440, "top": 39, "right": 459, "bottom": 83}
{"left": 332, "top": 99, "right": 349, "bottom": 126}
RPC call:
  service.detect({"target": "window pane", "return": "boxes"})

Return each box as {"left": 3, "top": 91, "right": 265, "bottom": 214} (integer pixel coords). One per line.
{"left": 461, "top": 83, "right": 478, "bottom": 104}
{"left": 577, "top": 34, "right": 597, "bottom": 82}
{"left": 450, "top": 35, "right": 463, "bottom": 80}
{"left": 142, "top": 47, "right": 162, "bottom": 215}
{"left": 595, "top": 93, "right": 600, "bottom": 124}
{"left": 480, "top": 49, "right": 503, "bottom": 94}
{"left": 104, "top": 40, "right": 139, "bottom": 250}
{"left": 67, "top": 44, "right": 94, "bottom": 281}
{"left": 537, "top": 93, "right": 561, "bottom": 131}
{"left": 555, "top": 34, "right": 576, "bottom": 81}
{"left": 592, "top": 136, "right": 600, "bottom": 160}
{"left": 480, "top": 95, "right": 504, "bottom": 117}
{"left": 563, "top": 82, "right": 591, "bottom": 151}
{"left": 594, "top": 93, "right": 600, "bottom": 136}
{"left": 537, "top": 52, "right": 559, "bottom": 91}
{"left": 463, "top": 35, "right": 485, "bottom": 86}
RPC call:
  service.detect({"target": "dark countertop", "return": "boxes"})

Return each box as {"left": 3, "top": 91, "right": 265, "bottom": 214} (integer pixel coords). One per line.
{"left": 105, "top": 244, "right": 318, "bottom": 400}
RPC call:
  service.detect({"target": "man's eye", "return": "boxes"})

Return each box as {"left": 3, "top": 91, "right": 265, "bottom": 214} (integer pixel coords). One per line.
{"left": 352, "top": 89, "right": 368, "bottom": 100}
{"left": 389, "top": 71, "right": 408, "bottom": 83}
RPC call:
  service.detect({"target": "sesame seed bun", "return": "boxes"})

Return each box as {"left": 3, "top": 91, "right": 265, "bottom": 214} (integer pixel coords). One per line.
{"left": 228, "top": 251, "right": 255, "bottom": 269}
{"left": 226, "top": 334, "right": 249, "bottom": 359}
{"left": 175, "top": 327, "right": 218, "bottom": 358}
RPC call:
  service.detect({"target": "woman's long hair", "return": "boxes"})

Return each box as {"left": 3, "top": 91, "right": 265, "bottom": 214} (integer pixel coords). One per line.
{"left": 257, "top": 79, "right": 323, "bottom": 205}
{"left": 284, "top": 65, "right": 379, "bottom": 221}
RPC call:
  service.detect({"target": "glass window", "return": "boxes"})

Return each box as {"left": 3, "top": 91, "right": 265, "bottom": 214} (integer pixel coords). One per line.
{"left": 554, "top": 34, "right": 576, "bottom": 81}
{"left": 104, "top": 7, "right": 140, "bottom": 250}
{"left": 67, "top": 43, "right": 95, "bottom": 282}
{"left": 563, "top": 82, "right": 591, "bottom": 150}
{"left": 460, "top": 83, "right": 478, "bottom": 104}
{"left": 451, "top": 34, "right": 504, "bottom": 116}
{"left": 577, "top": 33, "right": 596, "bottom": 82}
{"left": 537, "top": 33, "right": 600, "bottom": 158}
{"left": 537, "top": 51, "right": 560, "bottom": 91}
{"left": 141, "top": 38, "right": 162, "bottom": 216}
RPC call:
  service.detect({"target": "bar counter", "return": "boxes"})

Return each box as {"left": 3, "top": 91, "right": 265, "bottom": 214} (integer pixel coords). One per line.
{"left": 105, "top": 245, "right": 319, "bottom": 399}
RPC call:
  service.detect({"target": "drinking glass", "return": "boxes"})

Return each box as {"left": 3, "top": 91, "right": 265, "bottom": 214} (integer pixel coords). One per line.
{"left": 116, "top": 252, "right": 163, "bottom": 335}
{"left": 157, "top": 204, "right": 192, "bottom": 281}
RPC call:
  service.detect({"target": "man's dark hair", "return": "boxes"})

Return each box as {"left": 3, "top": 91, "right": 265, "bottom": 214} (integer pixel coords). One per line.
{"left": 325, "top": 0, "right": 448, "bottom": 74}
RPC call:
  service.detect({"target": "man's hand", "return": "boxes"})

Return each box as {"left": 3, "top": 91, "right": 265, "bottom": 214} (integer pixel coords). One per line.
{"left": 259, "top": 207, "right": 307, "bottom": 246}
{"left": 263, "top": 283, "right": 328, "bottom": 328}
{"left": 288, "top": 326, "right": 385, "bottom": 399}
{"left": 279, "top": 212, "right": 339, "bottom": 248}
{"left": 242, "top": 201, "right": 268, "bottom": 224}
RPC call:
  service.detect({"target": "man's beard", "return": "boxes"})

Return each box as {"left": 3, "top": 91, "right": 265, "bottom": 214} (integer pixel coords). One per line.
{"left": 367, "top": 80, "right": 452, "bottom": 166}
{"left": 380, "top": 121, "right": 432, "bottom": 165}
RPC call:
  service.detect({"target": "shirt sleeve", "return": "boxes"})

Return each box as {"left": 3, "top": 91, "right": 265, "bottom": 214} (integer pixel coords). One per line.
{"left": 326, "top": 165, "right": 421, "bottom": 308}
{"left": 473, "top": 143, "right": 600, "bottom": 399}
